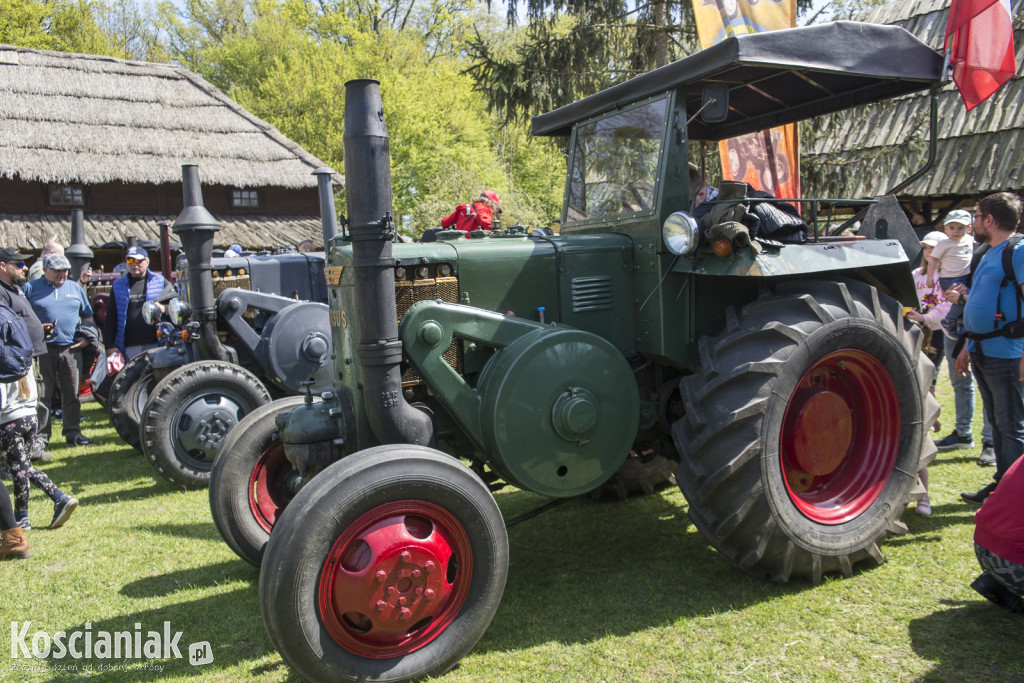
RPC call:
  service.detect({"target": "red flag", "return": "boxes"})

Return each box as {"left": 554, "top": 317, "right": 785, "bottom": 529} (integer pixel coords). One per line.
{"left": 945, "top": 0, "right": 1017, "bottom": 110}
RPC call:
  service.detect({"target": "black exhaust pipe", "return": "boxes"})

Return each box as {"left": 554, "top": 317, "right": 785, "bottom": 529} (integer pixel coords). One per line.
{"left": 343, "top": 79, "right": 433, "bottom": 447}
{"left": 65, "top": 209, "right": 93, "bottom": 281}
{"left": 313, "top": 167, "right": 340, "bottom": 254}
{"left": 171, "top": 164, "right": 232, "bottom": 363}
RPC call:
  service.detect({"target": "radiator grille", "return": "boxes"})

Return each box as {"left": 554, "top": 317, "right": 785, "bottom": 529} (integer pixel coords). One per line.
{"left": 571, "top": 276, "right": 613, "bottom": 312}
{"left": 397, "top": 276, "right": 461, "bottom": 385}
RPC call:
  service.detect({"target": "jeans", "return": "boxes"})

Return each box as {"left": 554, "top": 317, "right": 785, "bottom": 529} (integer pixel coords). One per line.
{"left": 970, "top": 352, "right": 1024, "bottom": 481}
{"left": 946, "top": 339, "right": 992, "bottom": 442}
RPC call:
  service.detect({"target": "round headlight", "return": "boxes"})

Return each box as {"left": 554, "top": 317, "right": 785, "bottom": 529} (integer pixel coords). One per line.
{"left": 663, "top": 211, "right": 701, "bottom": 256}
{"left": 142, "top": 300, "right": 161, "bottom": 326}
{"left": 168, "top": 298, "right": 192, "bottom": 326}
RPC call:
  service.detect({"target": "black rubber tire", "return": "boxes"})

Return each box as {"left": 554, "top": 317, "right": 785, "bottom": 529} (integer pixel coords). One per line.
{"left": 260, "top": 445, "right": 508, "bottom": 683}
{"left": 140, "top": 362, "right": 271, "bottom": 489}
{"left": 673, "top": 279, "right": 939, "bottom": 583}
{"left": 209, "top": 395, "right": 306, "bottom": 567}
{"left": 108, "top": 351, "right": 160, "bottom": 452}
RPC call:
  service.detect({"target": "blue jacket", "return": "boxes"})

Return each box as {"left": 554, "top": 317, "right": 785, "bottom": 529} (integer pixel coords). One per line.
{"left": 111, "top": 270, "right": 166, "bottom": 353}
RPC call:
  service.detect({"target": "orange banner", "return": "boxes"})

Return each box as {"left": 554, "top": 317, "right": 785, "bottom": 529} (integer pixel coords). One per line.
{"left": 692, "top": 0, "right": 800, "bottom": 199}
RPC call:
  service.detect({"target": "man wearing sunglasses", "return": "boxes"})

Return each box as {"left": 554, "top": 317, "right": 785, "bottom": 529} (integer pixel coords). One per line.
{"left": 102, "top": 246, "right": 173, "bottom": 363}
{"left": 0, "top": 248, "right": 54, "bottom": 461}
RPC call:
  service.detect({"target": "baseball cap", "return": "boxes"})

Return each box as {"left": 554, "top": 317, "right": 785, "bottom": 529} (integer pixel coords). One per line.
{"left": 944, "top": 209, "right": 972, "bottom": 226}
{"left": 482, "top": 190, "right": 500, "bottom": 205}
{"left": 228, "top": 244, "right": 243, "bottom": 254}
{"left": 43, "top": 253, "right": 71, "bottom": 270}
{"left": 0, "top": 247, "right": 30, "bottom": 262}
{"left": 920, "top": 231, "right": 946, "bottom": 247}
{"left": 126, "top": 246, "right": 148, "bottom": 260}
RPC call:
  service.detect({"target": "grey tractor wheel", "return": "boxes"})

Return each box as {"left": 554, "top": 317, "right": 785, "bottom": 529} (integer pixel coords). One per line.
{"left": 260, "top": 445, "right": 508, "bottom": 683}
{"left": 140, "top": 362, "right": 271, "bottom": 489}
{"left": 108, "top": 351, "right": 159, "bottom": 452}
{"left": 672, "top": 279, "right": 938, "bottom": 583}
{"left": 209, "top": 395, "right": 306, "bottom": 567}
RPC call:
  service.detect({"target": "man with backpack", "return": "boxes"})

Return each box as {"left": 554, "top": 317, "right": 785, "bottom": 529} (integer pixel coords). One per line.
{"left": 0, "top": 248, "right": 53, "bottom": 460}
{"left": 956, "top": 192, "right": 1024, "bottom": 504}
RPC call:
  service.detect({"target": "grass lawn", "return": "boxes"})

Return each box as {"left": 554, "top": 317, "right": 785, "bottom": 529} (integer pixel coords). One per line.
{"left": 1, "top": 366, "right": 1022, "bottom": 682}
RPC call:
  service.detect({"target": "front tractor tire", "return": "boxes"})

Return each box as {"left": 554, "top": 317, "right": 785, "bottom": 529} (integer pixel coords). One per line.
{"left": 209, "top": 395, "right": 306, "bottom": 566}
{"left": 140, "top": 362, "right": 271, "bottom": 489}
{"left": 260, "top": 445, "right": 508, "bottom": 683}
{"left": 673, "top": 280, "right": 938, "bottom": 583}
{"left": 108, "top": 351, "right": 159, "bottom": 452}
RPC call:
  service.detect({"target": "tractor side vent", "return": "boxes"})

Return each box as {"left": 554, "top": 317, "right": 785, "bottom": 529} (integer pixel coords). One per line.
{"left": 571, "top": 276, "right": 614, "bottom": 313}
{"left": 397, "top": 274, "right": 462, "bottom": 385}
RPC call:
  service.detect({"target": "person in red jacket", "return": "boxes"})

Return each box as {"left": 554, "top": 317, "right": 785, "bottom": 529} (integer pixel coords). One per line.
{"left": 440, "top": 190, "right": 501, "bottom": 235}
{"left": 971, "top": 453, "right": 1024, "bottom": 612}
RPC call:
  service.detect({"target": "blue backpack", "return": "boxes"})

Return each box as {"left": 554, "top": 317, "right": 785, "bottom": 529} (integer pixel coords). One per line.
{"left": 0, "top": 301, "right": 33, "bottom": 382}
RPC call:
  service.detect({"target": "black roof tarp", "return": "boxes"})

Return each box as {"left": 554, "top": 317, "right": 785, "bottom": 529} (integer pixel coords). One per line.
{"left": 532, "top": 21, "right": 945, "bottom": 141}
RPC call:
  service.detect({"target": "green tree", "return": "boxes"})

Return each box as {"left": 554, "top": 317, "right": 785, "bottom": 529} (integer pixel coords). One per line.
{"left": 202, "top": 5, "right": 562, "bottom": 236}
{"left": 0, "top": 0, "right": 115, "bottom": 54}
{"left": 467, "top": 0, "right": 817, "bottom": 122}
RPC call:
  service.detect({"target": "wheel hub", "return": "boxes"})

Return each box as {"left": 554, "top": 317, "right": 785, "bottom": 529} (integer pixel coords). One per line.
{"left": 319, "top": 501, "right": 471, "bottom": 658}
{"left": 788, "top": 388, "right": 853, "bottom": 476}
{"left": 175, "top": 394, "right": 245, "bottom": 463}
{"left": 780, "top": 349, "right": 900, "bottom": 525}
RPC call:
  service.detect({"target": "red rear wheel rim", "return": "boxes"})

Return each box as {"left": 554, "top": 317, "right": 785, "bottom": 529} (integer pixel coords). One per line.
{"left": 780, "top": 349, "right": 900, "bottom": 525}
{"left": 318, "top": 501, "right": 472, "bottom": 658}
{"left": 248, "top": 441, "right": 292, "bottom": 533}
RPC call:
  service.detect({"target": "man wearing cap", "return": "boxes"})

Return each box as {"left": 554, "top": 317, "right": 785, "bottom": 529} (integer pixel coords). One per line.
{"left": 22, "top": 254, "right": 94, "bottom": 447}
{"left": 439, "top": 190, "right": 502, "bottom": 235}
{"left": 0, "top": 248, "right": 54, "bottom": 459}
{"left": 103, "top": 246, "right": 173, "bottom": 361}
{"left": 26, "top": 237, "right": 64, "bottom": 282}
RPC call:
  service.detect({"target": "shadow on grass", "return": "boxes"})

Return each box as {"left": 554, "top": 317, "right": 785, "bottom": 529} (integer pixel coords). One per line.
{"left": 908, "top": 600, "right": 1024, "bottom": 680}
{"left": 473, "top": 490, "right": 813, "bottom": 655}
{"left": 120, "top": 559, "right": 256, "bottom": 599}
{"left": 38, "top": 586, "right": 291, "bottom": 682}
{"left": 138, "top": 522, "right": 223, "bottom": 543}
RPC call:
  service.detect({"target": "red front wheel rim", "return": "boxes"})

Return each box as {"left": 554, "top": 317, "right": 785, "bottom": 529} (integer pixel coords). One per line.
{"left": 780, "top": 349, "right": 900, "bottom": 525}
{"left": 248, "top": 441, "right": 293, "bottom": 534}
{"left": 318, "top": 501, "right": 473, "bottom": 659}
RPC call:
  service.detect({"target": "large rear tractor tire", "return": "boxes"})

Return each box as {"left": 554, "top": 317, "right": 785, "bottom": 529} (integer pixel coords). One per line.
{"left": 260, "top": 445, "right": 508, "bottom": 683}
{"left": 108, "top": 351, "right": 159, "bottom": 452}
{"left": 673, "top": 280, "right": 939, "bottom": 583}
{"left": 140, "top": 362, "right": 271, "bottom": 489}
{"left": 210, "top": 395, "right": 306, "bottom": 566}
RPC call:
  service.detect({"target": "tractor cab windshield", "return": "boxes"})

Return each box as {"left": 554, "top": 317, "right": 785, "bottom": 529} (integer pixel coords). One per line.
{"left": 566, "top": 97, "right": 667, "bottom": 223}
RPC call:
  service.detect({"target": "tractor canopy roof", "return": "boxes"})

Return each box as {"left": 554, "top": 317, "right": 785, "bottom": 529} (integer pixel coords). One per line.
{"left": 532, "top": 21, "right": 945, "bottom": 141}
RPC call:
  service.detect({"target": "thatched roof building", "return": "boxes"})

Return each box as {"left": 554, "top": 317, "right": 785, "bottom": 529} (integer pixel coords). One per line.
{"left": 0, "top": 44, "right": 335, "bottom": 256}
{"left": 802, "top": 0, "right": 1024, "bottom": 224}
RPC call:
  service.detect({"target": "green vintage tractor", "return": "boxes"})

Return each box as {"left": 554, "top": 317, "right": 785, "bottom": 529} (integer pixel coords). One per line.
{"left": 211, "top": 21, "right": 944, "bottom": 682}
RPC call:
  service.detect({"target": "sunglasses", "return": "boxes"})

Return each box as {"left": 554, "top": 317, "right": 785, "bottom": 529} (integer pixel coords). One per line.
{"left": 126, "top": 257, "right": 146, "bottom": 264}
{"left": 3, "top": 261, "right": 26, "bottom": 268}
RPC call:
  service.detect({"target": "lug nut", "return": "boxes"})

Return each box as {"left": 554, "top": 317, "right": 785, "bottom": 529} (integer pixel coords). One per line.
{"left": 423, "top": 561, "right": 435, "bottom": 574}
{"left": 411, "top": 569, "right": 421, "bottom": 578}
{"left": 375, "top": 600, "right": 387, "bottom": 612}
{"left": 424, "top": 589, "right": 435, "bottom": 601}
{"left": 400, "top": 551, "right": 411, "bottom": 563}
{"left": 375, "top": 570, "right": 387, "bottom": 583}
{"left": 399, "top": 608, "right": 411, "bottom": 621}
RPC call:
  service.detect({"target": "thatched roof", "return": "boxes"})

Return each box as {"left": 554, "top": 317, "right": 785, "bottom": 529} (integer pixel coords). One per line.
{"left": 0, "top": 214, "right": 322, "bottom": 252}
{"left": 0, "top": 45, "right": 329, "bottom": 189}
{"left": 802, "top": 0, "right": 1024, "bottom": 201}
